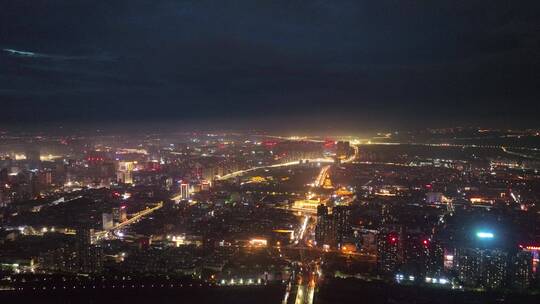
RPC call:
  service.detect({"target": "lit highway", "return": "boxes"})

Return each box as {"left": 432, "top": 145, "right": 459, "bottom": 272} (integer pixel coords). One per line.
{"left": 288, "top": 217, "right": 319, "bottom": 304}
{"left": 218, "top": 143, "right": 358, "bottom": 181}
{"left": 501, "top": 146, "right": 539, "bottom": 159}
{"left": 313, "top": 165, "right": 331, "bottom": 188}
{"left": 217, "top": 158, "right": 335, "bottom": 180}
{"left": 359, "top": 141, "right": 540, "bottom": 153}
{"left": 94, "top": 202, "right": 163, "bottom": 239}
{"left": 283, "top": 149, "right": 368, "bottom": 304}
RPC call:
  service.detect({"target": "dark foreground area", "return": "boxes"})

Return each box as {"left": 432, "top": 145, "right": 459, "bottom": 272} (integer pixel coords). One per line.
{"left": 0, "top": 285, "right": 285, "bottom": 304}
{"left": 316, "top": 279, "right": 539, "bottom": 304}
{"left": 3, "top": 280, "right": 540, "bottom": 304}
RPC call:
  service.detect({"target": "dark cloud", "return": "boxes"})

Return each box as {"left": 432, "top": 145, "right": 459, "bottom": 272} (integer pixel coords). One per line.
{"left": 1, "top": 0, "right": 539, "bottom": 129}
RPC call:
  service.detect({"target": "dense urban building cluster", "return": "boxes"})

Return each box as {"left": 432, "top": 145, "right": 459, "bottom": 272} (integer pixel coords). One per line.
{"left": 0, "top": 128, "right": 539, "bottom": 303}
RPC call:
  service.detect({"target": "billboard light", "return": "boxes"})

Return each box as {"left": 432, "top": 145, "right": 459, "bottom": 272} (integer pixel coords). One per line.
{"left": 476, "top": 232, "right": 494, "bottom": 239}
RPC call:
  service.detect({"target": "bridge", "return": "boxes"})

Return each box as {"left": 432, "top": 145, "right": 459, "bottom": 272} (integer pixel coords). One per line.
{"left": 94, "top": 201, "right": 163, "bottom": 239}
{"left": 218, "top": 144, "right": 358, "bottom": 181}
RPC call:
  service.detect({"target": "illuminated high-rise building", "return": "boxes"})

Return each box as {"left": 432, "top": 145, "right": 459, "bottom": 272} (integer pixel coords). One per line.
{"left": 315, "top": 204, "right": 336, "bottom": 247}
{"left": 427, "top": 240, "right": 444, "bottom": 276}
{"left": 102, "top": 213, "right": 114, "bottom": 230}
{"left": 377, "top": 230, "right": 400, "bottom": 274}
{"left": 511, "top": 250, "right": 533, "bottom": 290}
{"left": 333, "top": 206, "right": 351, "bottom": 246}
{"left": 25, "top": 147, "right": 41, "bottom": 170}
{"left": 336, "top": 141, "right": 350, "bottom": 160}
{"left": 87, "top": 152, "right": 115, "bottom": 185}
{"left": 201, "top": 180, "right": 210, "bottom": 191}
{"left": 455, "top": 247, "right": 482, "bottom": 287}
{"left": 180, "top": 182, "right": 190, "bottom": 200}
{"left": 38, "top": 170, "right": 53, "bottom": 186}
{"left": 482, "top": 249, "right": 508, "bottom": 289}
{"left": 401, "top": 233, "right": 430, "bottom": 276}
{"left": 112, "top": 206, "right": 127, "bottom": 223}
{"left": 455, "top": 247, "right": 508, "bottom": 289}
{"left": 116, "top": 161, "right": 134, "bottom": 184}
{"left": 76, "top": 227, "right": 103, "bottom": 274}
{"left": 30, "top": 173, "right": 41, "bottom": 198}
{"left": 274, "top": 141, "right": 324, "bottom": 163}
{"left": 316, "top": 204, "right": 328, "bottom": 238}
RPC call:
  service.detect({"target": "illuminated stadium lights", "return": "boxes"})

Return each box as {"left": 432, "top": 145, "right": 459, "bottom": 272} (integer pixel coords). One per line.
{"left": 476, "top": 232, "right": 494, "bottom": 239}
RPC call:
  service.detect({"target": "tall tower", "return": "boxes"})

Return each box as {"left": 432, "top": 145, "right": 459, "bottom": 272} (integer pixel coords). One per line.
{"left": 377, "top": 231, "right": 400, "bottom": 273}
{"left": 315, "top": 204, "right": 329, "bottom": 246}
{"left": 75, "top": 227, "right": 103, "bottom": 274}
{"left": 333, "top": 206, "right": 351, "bottom": 246}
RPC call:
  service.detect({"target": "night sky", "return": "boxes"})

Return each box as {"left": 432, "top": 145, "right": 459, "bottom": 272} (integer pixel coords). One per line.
{"left": 1, "top": 1, "right": 540, "bottom": 130}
